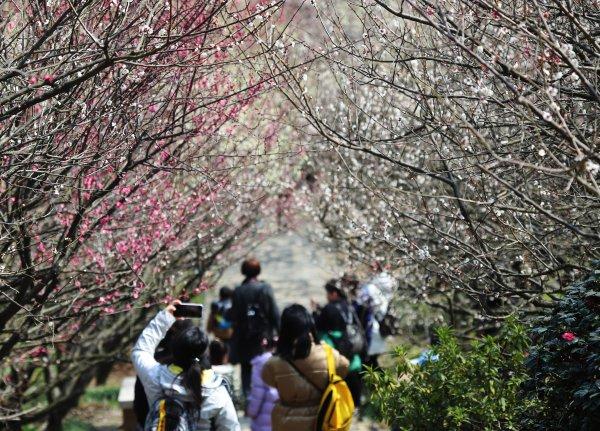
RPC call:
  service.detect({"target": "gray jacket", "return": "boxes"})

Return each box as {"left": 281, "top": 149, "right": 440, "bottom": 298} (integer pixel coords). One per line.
{"left": 132, "top": 310, "right": 240, "bottom": 430}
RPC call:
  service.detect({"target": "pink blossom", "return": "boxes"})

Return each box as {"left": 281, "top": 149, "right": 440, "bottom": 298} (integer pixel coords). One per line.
{"left": 30, "top": 346, "right": 48, "bottom": 358}
{"left": 28, "top": 76, "right": 38, "bottom": 85}
{"left": 36, "top": 241, "right": 47, "bottom": 254}
{"left": 43, "top": 74, "right": 55, "bottom": 85}
{"left": 115, "top": 241, "right": 129, "bottom": 254}
{"left": 561, "top": 332, "right": 576, "bottom": 342}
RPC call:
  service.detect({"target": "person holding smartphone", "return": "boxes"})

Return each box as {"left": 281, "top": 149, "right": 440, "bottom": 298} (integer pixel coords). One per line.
{"left": 132, "top": 300, "right": 240, "bottom": 430}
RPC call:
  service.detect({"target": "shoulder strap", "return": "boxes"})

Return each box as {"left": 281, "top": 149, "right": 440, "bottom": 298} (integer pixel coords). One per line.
{"left": 323, "top": 343, "right": 335, "bottom": 381}
{"left": 286, "top": 358, "right": 324, "bottom": 393}
{"left": 247, "top": 282, "right": 265, "bottom": 305}
{"left": 334, "top": 301, "right": 352, "bottom": 325}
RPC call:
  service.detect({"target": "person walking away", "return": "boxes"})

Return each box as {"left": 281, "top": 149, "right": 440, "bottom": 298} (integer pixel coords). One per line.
{"left": 207, "top": 286, "right": 234, "bottom": 342}
{"left": 312, "top": 279, "right": 365, "bottom": 408}
{"left": 262, "top": 304, "right": 350, "bottom": 431}
{"left": 340, "top": 272, "right": 372, "bottom": 356}
{"left": 131, "top": 301, "right": 240, "bottom": 430}
{"left": 229, "top": 258, "right": 280, "bottom": 398}
{"left": 246, "top": 337, "right": 278, "bottom": 431}
{"left": 358, "top": 269, "right": 396, "bottom": 369}
{"left": 133, "top": 319, "right": 194, "bottom": 429}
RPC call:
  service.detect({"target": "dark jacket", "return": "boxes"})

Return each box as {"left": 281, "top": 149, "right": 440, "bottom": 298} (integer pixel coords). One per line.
{"left": 314, "top": 299, "right": 349, "bottom": 333}
{"left": 314, "top": 300, "right": 365, "bottom": 368}
{"left": 229, "top": 279, "right": 279, "bottom": 363}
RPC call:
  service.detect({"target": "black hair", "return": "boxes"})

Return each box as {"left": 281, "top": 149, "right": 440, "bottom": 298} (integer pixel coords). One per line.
{"left": 219, "top": 286, "right": 233, "bottom": 300}
{"left": 429, "top": 325, "right": 441, "bottom": 346}
{"left": 262, "top": 334, "right": 277, "bottom": 351}
{"left": 341, "top": 273, "right": 359, "bottom": 295}
{"left": 241, "top": 258, "right": 261, "bottom": 279}
{"left": 155, "top": 319, "right": 194, "bottom": 363}
{"left": 209, "top": 339, "right": 229, "bottom": 366}
{"left": 276, "top": 304, "right": 318, "bottom": 360}
{"left": 171, "top": 326, "right": 210, "bottom": 405}
{"left": 325, "top": 278, "right": 346, "bottom": 299}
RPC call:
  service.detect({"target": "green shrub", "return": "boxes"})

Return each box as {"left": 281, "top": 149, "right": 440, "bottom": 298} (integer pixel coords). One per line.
{"left": 80, "top": 385, "right": 120, "bottom": 407}
{"left": 364, "top": 318, "right": 537, "bottom": 430}
{"left": 523, "top": 265, "right": 600, "bottom": 430}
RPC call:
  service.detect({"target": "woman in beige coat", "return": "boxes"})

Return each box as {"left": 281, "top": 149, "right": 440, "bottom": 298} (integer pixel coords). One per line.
{"left": 262, "top": 304, "right": 350, "bottom": 431}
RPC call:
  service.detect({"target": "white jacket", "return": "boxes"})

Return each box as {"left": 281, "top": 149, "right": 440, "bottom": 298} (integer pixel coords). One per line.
{"left": 359, "top": 272, "right": 396, "bottom": 356}
{"left": 132, "top": 310, "right": 241, "bottom": 430}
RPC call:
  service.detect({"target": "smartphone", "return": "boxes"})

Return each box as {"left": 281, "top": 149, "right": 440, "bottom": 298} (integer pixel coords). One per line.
{"left": 173, "top": 303, "right": 203, "bottom": 318}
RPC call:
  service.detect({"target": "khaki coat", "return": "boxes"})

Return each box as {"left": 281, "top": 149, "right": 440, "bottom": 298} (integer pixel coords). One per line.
{"left": 261, "top": 343, "right": 349, "bottom": 431}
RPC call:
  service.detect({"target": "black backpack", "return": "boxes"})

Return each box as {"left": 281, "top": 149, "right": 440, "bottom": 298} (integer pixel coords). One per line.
{"left": 375, "top": 310, "right": 399, "bottom": 337}
{"left": 145, "top": 397, "right": 192, "bottom": 431}
{"left": 243, "top": 284, "right": 270, "bottom": 348}
{"left": 145, "top": 379, "right": 230, "bottom": 431}
{"left": 334, "top": 303, "right": 366, "bottom": 358}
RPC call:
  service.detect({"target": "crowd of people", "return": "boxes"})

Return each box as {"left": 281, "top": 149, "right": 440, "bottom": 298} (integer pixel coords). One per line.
{"left": 131, "top": 258, "right": 396, "bottom": 431}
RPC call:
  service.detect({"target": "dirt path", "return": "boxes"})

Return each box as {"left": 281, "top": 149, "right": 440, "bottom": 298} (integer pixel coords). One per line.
{"left": 215, "top": 231, "right": 343, "bottom": 309}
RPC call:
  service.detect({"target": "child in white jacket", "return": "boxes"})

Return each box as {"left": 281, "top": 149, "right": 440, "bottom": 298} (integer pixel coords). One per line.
{"left": 132, "top": 301, "right": 240, "bottom": 430}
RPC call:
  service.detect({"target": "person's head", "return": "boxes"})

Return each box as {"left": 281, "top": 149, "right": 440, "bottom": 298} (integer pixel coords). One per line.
{"left": 429, "top": 325, "right": 441, "bottom": 346}
{"left": 370, "top": 260, "right": 383, "bottom": 272}
{"left": 219, "top": 286, "right": 233, "bottom": 301}
{"left": 171, "top": 326, "right": 210, "bottom": 404}
{"left": 276, "top": 304, "right": 317, "bottom": 360}
{"left": 209, "top": 339, "right": 229, "bottom": 366}
{"left": 241, "top": 258, "right": 261, "bottom": 279}
{"left": 340, "top": 272, "right": 359, "bottom": 297}
{"left": 155, "top": 319, "right": 194, "bottom": 363}
{"left": 260, "top": 335, "right": 277, "bottom": 353}
{"left": 325, "top": 278, "right": 345, "bottom": 302}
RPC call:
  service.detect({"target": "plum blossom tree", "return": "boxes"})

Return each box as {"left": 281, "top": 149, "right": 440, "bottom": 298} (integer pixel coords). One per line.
{"left": 274, "top": 0, "right": 600, "bottom": 331}
{"left": 0, "top": 0, "right": 291, "bottom": 427}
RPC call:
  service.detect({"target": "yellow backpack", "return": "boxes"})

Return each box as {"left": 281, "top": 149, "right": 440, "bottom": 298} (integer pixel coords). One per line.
{"left": 315, "top": 344, "right": 355, "bottom": 431}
